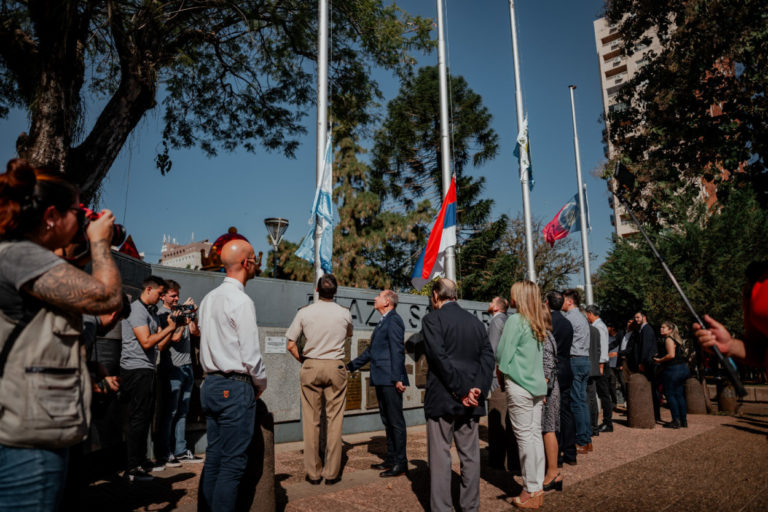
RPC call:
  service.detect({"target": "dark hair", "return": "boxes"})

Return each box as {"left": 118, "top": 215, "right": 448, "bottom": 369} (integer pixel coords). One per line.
{"left": 432, "top": 278, "right": 458, "bottom": 301}
{"left": 164, "top": 279, "right": 181, "bottom": 292}
{"left": 545, "top": 290, "right": 564, "bottom": 311}
{"left": 635, "top": 310, "right": 646, "bottom": 318}
{"left": 585, "top": 304, "right": 601, "bottom": 317}
{"left": 562, "top": 288, "right": 581, "bottom": 307}
{"left": 143, "top": 275, "right": 168, "bottom": 290}
{"left": 317, "top": 274, "right": 338, "bottom": 299}
{"left": 0, "top": 159, "right": 78, "bottom": 239}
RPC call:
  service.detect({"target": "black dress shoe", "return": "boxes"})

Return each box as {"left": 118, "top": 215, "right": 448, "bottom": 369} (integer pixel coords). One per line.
{"left": 663, "top": 419, "right": 681, "bottom": 429}
{"left": 380, "top": 464, "right": 407, "bottom": 477}
{"left": 324, "top": 476, "right": 342, "bottom": 485}
{"left": 305, "top": 475, "right": 322, "bottom": 485}
{"left": 371, "top": 462, "right": 392, "bottom": 470}
{"left": 598, "top": 423, "right": 614, "bottom": 433}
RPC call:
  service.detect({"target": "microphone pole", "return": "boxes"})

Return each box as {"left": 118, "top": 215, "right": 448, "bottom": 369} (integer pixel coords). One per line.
{"left": 612, "top": 162, "right": 746, "bottom": 397}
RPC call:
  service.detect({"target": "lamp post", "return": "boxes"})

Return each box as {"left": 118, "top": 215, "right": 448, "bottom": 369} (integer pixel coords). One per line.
{"left": 264, "top": 217, "right": 289, "bottom": 278}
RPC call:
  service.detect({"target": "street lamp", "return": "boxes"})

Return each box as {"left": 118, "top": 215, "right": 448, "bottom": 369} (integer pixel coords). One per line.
{"left": 264, "top": 217, "right": 289, "bottom": 278}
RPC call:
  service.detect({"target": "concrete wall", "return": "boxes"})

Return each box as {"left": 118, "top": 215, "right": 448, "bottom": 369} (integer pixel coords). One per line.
{"left": 147, "top": 264, "right": 493, "bottom": 443}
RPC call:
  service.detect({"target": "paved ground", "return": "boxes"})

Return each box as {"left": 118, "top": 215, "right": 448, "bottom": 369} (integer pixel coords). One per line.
{"left": 83, "top": 405, "right": 768, "bottom": 511}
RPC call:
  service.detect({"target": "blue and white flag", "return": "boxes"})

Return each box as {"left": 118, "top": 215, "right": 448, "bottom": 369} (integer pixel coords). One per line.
{"left": 295, "top": 134, "right": 335, "bottom": 273}
{"left": 513, "top": 115, "right": 534, "bottom": 191}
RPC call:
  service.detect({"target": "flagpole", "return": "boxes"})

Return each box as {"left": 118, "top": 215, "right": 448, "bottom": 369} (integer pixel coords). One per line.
{"left": 436, "top": 0, "right": 456, "bottom": 282}
{"left": 508, "top": 0, "right": 536, "bottom": 283}
{"left": 314, "top": 0, "right": 329, "bottom": 299}
{"left": 568, "top": 85, "right": 593, "bottom": 304}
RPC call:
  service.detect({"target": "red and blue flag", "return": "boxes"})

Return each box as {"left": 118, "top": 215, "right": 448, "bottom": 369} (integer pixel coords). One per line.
{"left": 542, "top": 190, "right": 590, "bottom": 247}
{"left": 411, "top": 177, "right": 457, "bottom": 290}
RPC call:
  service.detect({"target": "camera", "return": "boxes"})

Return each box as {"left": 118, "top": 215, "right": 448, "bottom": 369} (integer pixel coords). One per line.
{"left": 171, "top": 304, "right": 197, "bottom": 320}
{"left": 78, "top": 205, "right": 127, "bottom": 246}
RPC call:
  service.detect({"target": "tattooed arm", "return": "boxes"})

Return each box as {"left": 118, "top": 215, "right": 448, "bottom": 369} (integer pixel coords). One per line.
{"left": 24, "top": 211, "right": 122, "bottom": 315}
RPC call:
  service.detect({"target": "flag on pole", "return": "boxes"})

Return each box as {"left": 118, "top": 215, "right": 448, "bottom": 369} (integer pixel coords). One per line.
{"left": 542, "top": 190, "right": 591, "bottom": 247}
{"left": 295, "top": 133, "right": 335, "bottom": 273}
{"left": 513, "top": 115, "right": 534, "bottom": 190}
{"left": 411, "top": 177, "right": 457, "bottom": 290}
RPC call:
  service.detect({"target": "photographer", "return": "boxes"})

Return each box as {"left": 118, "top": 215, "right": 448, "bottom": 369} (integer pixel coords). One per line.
{"left": 120, "top": 275, "right": 181, "bottom": 482}
{"left": 156, "top": 280, "right": 202, "bottom": 467}
{"left": 0, "top": 159, "right": 122, "bottom": 510}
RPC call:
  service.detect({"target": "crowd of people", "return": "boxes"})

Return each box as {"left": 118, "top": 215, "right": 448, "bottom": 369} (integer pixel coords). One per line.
{"left": 0, "top": 157, "right": 762, "bottom": 512}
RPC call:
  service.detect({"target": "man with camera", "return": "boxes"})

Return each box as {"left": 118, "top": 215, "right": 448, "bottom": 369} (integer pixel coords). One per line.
{"left": 120, "top": 275, "right": 181, "bottom": 482}
{"left": 156, "top": 279, "right": 202, "bottom": 467}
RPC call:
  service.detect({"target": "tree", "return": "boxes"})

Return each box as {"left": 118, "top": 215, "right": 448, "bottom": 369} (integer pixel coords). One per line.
{"left": 468, "top": 215, "right": 583, "bottom": 300}
{"left": 604, "top": 0, "right": 768, "bottom": 221}
{"left": 0, "top": 1, "right": 433, "bottom": 201}
{"left": 370, "top": 65, "right": 501, "bottom": 290}
{"left": 594, "top": 188, "right": 768, "bottom": 341}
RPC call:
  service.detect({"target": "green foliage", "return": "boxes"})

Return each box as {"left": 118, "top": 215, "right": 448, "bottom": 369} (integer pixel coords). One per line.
{"left": 594, "top": 188, "right": 768, "bottom": 339}
{"left": 604, "top": 0, "right": 768, "bottom": 218}
{"left": 0, "top": 1, "right": 434, "bottom": 200}
{"left": 370, "top": 65, "right": 504, "bottom": 293}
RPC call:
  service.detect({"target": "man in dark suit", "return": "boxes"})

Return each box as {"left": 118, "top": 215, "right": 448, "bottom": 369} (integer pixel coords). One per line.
{"left": 347, "top": 290, "right": 409, "bottom": 477}
{"left": 545, "top": 291, "right": 576, "bottom": 466}
{"left": 422, "top": 278, "right": 495, "bottom": 512}
{"left": 632, "top": 310, "right": 660, "bottom": 421}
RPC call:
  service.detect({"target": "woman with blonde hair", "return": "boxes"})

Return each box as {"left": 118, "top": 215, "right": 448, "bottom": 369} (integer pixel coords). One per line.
{"left": 496, "top": 281, "right": 548, "bottom": 509}
{"left": 654, "top": 321, "right": 690, "bottom": 428}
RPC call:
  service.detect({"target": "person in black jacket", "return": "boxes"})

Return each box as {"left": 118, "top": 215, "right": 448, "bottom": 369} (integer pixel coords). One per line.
{"left": 347, "top": 290, "right": 409, "bottom": 477}
{"left": 545, "top": 291, "right": 576, "bottom": 467}
{"left": 422, "top": 278, "right": 494, "bottom": 512}
{"left": 632, "top": 311, "right": 660, "bottom": 422}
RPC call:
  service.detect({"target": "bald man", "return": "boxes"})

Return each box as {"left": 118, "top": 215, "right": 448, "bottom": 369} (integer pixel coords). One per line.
{"left": 198, "top": 240, "right": 267, "bottom": 512}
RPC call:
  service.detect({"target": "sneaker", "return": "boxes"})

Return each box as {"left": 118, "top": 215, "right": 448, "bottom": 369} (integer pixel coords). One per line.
{"left": 125, "top": 467, "right": 154, "bottom": 482}
{"left": 164, "top": 454, "right": 182, "bottom": 468}
{"left": 141, "top": 459, "right": 166, "bottom": 473}
{"left": 175, "top": 450, "right": 204, "bottom": 463}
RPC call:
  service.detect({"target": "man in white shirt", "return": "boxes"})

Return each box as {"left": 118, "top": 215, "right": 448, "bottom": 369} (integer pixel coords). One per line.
{"left": 585, "top": 305, "right": 614, "bottom": 433}
{"left": 197, "top": 240, "right": 266, "bottom": 512}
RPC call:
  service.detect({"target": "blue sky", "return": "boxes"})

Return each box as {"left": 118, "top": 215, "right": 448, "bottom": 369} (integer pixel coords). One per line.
{"left": 0, "top": 0, "right": 611, "bottom": 286}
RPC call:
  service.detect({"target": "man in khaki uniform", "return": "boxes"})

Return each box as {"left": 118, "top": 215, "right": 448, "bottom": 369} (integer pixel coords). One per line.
{"left": 286, "top": 274, "right": 353, "bottom": 485}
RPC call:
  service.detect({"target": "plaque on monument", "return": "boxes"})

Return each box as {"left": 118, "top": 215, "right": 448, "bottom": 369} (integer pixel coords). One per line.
{"left": 415, "top": 354, "right": 429, "bottom": 388}
{"left": 356, "top": 339, "right": 371, "bottom": 370}
{"left": 404, "top": 363, "right": 413, "bottom": 376}
{"left": 366, "top": 377, "right": 379, "bottom": 410}
{"left": 346, "top": 373, "right": 362, "bottom": 410}
{"left": 264, "top": 336, "right": 287, "bottom": 354}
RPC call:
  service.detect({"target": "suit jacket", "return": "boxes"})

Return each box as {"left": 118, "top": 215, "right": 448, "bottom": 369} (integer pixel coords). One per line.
{"left": 487, "top": 312, "right": 508, "bottom": 393}
{"left": 550, "top": 310, "right": 574, "bottom": 389}
{"left": 348, "top": 310, "right": 409, "bottom": 387}
{"left": 422, "top": 301, "right": 495, "bottom": 418}
{"left": 631, "top": 323, "right": 657, "bottom": 373}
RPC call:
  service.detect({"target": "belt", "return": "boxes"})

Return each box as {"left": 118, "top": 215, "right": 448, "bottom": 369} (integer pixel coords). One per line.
{"left": 570, "top": 355, "right": 589, "bottom": 359}
{"left": 205, "top": 371, "right": 251, "bottom": 384}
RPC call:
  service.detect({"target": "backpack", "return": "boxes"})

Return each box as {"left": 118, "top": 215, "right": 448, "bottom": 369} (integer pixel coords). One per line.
{"left": 0, "top": 243, "right": 91, "bottom": 449}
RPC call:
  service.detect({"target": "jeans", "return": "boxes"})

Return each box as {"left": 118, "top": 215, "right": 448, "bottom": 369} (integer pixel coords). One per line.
{"left": 376, "top": 385, "right": 407, "bottom": 466}
{"left": 663, "top": 363, "right": 690, "bottom": 422}
{"left": 570, "top": 357, "right": 592, "bottom": 446}
{"left": 0, "top": 444, "right": 68, "bottom": 512}
{"left": 505, "top": 379, "right": 544, "bottom": 493}
{"left": 158, "top": 364, "right": 195, "bottom": 458}
{"left": 198, "top": 375, "right": 256, "bottom": 512}
{"left": 120, "top": 368, "right": 156, "bottom": 469}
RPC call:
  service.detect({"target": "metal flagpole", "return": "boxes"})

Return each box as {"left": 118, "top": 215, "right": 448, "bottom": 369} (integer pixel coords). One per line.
{"left": 314, "top": 0, "right": 329, "bottom": 301}
{"left": 507, "top": 0, "right": 536, "bottom": 282}
{"left": 436, "top": 0, "right": 456, "bottom": 282}
{"left": 568, "top": 85, "right": 593, "bottom": 304}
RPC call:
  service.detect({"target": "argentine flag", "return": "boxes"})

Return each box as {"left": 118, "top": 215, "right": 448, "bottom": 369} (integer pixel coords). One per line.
{"left": 411, "top": 177, "right": 457, "bottom": 290}
{"left": 295, "top": 134, "right": 335, "bottom": 273}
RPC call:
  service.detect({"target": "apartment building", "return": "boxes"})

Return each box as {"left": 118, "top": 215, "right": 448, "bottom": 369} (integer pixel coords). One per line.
{"left": 593, "top": 16, "right": 662, "bottom": 238}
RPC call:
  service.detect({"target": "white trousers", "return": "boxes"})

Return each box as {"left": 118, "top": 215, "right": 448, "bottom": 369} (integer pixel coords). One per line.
{"left": 505, "top": 378, "right": 545, "bottom": 492}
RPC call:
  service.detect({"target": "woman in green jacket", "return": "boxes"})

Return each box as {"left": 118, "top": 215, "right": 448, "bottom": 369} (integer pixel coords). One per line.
{"left": 496, "top": 280, "right": 548, "bottom": 509}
